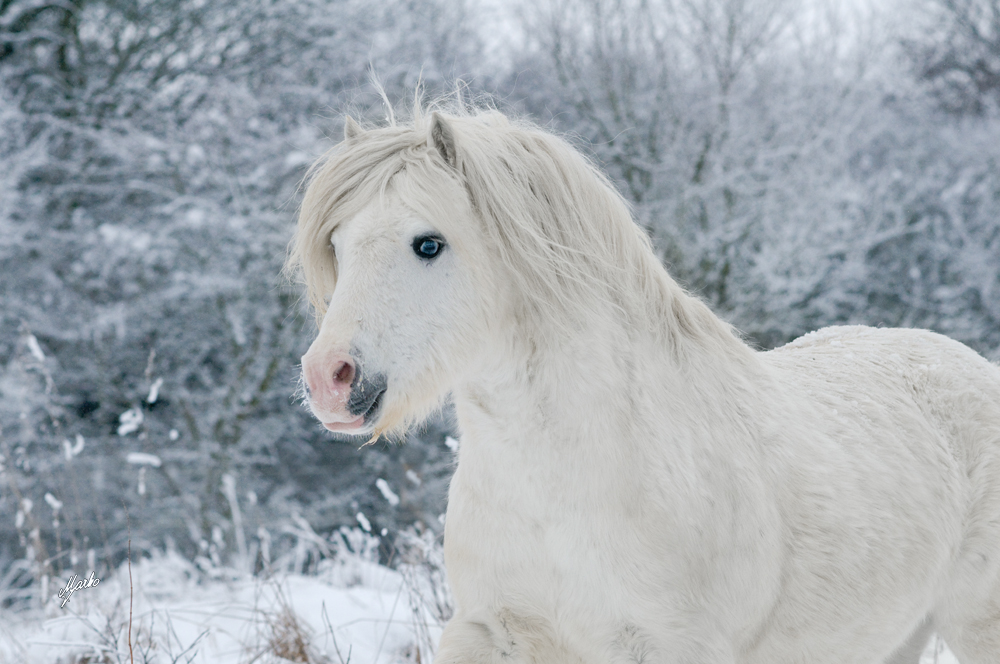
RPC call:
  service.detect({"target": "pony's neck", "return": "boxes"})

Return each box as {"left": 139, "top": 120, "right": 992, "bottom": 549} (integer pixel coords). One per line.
{"left": 455, "top": 272, "right": 760, "bottom": 451}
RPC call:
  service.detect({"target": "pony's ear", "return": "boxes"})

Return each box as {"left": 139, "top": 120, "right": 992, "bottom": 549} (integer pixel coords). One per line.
{"left": 428, "top": 112, "right": 458, "bottom": 169}
{"left": 343, "top": 115, "right": 363, "bottom": 141}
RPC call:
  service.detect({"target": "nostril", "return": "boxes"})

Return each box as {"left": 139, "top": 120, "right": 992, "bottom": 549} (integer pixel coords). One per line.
{"left": 333, "top": 360, "right": 355, "bottom": 386}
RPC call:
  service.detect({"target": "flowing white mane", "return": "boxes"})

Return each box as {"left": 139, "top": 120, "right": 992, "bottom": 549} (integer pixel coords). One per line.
{"left": 287, "top": 105, "right": 745, "bottom": 358}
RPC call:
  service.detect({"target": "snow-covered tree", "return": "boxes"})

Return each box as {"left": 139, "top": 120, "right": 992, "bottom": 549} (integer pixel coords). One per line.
{"left": 0, "top": 0, "right": 479, "bottom": 585}
{"left": 507, "top": 0, "right": 1000, "bottom": 355}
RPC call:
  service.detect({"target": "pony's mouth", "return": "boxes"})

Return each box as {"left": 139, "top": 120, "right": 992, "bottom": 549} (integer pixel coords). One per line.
{"left": 322, "top": 416, "right": 364, "bottom": 432}
{"left": 362, "top": 388, "right": 385, "bottom": 424}
{"left": 323, "top": 388, "right": 385, "bottom": 434}
{"left": 321, "top": 372, "right": 387, "bottom": 434}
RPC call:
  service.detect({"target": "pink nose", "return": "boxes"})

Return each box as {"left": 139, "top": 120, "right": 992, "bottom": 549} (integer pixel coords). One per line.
{"left": 301, "top": 351, "right": 364, "bottom": 430}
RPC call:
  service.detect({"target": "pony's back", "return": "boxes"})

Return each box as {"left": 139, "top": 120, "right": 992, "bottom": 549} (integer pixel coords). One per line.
{"left": 759, "top": 325, "right": 1000, "bottom": 663}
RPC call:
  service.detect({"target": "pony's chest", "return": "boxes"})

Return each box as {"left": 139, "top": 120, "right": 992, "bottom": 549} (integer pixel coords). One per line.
{"left": 443, "top": 443, "right": 663, "bottom": 621}
{"left": 442, "top": 492, "right": 630, "bottom": 660}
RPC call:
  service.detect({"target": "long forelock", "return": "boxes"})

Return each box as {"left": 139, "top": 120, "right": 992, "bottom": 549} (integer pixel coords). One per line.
{"left": 289, "top": 128, "right": 414, "bottom": 323}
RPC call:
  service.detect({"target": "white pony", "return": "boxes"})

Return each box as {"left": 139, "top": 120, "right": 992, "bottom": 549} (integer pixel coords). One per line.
{"left": 289, "top": 106, "right": 1000, "bottom": 664}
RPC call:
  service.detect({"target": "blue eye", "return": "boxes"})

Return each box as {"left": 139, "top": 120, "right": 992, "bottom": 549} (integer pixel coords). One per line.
{"left": 412, "top": 235, "right": 445, "bottom": 260}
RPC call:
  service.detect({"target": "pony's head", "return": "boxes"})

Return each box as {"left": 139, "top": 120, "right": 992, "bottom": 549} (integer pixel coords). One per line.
{"left": 287, "top": 106, "right": 674, "bottom": 438}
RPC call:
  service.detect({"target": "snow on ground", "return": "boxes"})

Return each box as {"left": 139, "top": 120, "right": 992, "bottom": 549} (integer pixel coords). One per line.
{"left": 921, "top": 637, "right": 961, "bottom": 664}
{"left": 0, "top": 545, "right": 444, "bottom": 664}
{"left": 0, "top": 542, "right": 962, "bottom": 664}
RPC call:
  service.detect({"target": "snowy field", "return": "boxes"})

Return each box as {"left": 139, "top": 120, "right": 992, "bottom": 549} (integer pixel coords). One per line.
{"left": 0, "top": 543, "right": 961, "bottom": 664}
{"left": 0, "top": 532, "right": 447, "bottom": 664}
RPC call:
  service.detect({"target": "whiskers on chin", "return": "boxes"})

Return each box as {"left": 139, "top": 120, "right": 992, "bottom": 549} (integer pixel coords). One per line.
{"left": 360, "top": 398, "right": 416, "bottom": 447}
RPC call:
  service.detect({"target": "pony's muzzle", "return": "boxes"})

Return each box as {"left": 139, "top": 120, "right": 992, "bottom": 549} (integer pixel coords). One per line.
{"left": 301, "top": 349, "right": 368, "bottom": 432}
